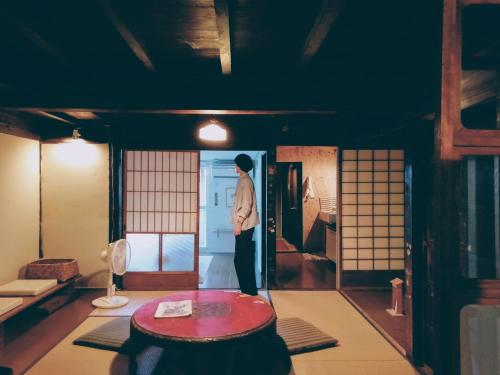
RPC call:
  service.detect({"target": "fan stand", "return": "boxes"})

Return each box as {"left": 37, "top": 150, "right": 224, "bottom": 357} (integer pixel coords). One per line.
{"left": 92, "top": 272, "right": 129, "bottom": 309}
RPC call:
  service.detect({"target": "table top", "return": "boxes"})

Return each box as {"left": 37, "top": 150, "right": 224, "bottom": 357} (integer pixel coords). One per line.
{"left": 131, "top": 290, "right": 276, "bottom": 343}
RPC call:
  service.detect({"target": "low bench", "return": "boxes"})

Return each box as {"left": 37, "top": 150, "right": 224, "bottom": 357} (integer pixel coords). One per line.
{"left": 0, "top": 279, "right": 76, "bottom": 347}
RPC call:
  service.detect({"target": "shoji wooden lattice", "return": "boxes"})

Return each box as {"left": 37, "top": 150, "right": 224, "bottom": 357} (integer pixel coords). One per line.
{"left": 124, "top": 151, "right": 199, "bottom": 234}
{"left": 341, "top": 150, "right": 405, "bottom": 271}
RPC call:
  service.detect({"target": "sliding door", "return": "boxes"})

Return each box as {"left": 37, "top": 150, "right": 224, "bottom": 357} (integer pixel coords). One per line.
{"left": 123, "top": 150, "right": 199, "bottom": 290}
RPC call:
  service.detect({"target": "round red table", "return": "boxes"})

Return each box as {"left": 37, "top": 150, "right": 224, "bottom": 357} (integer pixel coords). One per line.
{"left": 129, "top": 291, "right": 279, "bottom": 374}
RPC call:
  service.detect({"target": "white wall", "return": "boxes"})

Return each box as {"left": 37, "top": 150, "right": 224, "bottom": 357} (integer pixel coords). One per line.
{"left": 0, "top": 133, "right": 40, "bottom": 285}
{"left": 41, "top": 142, "right": 109, "bottom": 287}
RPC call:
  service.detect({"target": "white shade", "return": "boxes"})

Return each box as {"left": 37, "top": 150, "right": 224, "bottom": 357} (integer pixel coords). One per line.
{"left": 198, "top": 123, "right": 227, "bottom": 141}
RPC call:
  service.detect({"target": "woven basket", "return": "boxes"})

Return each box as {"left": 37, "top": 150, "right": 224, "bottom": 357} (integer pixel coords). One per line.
{"left": 26, "top": 259, "right": 79, "bottom": 283}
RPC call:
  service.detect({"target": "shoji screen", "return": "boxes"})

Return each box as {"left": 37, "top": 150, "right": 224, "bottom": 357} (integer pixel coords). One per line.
{"left": 341, "top": 150, "right": 405, "bottom": 271}
{"left": 125, "top": 151, "right": 198, "bottom": 234}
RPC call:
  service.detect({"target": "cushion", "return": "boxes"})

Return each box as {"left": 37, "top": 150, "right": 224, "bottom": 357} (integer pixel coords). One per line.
{"left": 277, "top": 317, "right": 338, "bottom": 355}
{"left": 0, "top": 279, "right": 57, "bottom": 296}
{"left": 73, "top": 317, "right": 130, "bottom": 353}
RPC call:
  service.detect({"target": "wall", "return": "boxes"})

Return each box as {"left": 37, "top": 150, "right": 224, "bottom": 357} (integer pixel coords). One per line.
{"left": 41, "top": 142, "right": 109, "bottom": 287}
{"left": 0, "top": 133, "right": 40, "bottom": 285}
{"left": 277, "top": 146, "right": 337, "bottom": 251}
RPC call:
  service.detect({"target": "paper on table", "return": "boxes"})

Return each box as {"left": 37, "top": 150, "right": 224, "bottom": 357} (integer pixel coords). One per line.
{"left": 154, "top": 300, "right": 192, "bottom": 318}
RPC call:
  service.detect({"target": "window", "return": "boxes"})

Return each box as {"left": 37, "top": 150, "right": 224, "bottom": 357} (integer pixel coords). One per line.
{"left": 460, "top": 156, "right": 500, "bottom": 279}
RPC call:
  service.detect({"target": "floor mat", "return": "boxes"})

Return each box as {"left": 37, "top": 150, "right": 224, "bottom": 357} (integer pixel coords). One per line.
{"left": 277, "top": 317, "right": 338, "bottom": 355}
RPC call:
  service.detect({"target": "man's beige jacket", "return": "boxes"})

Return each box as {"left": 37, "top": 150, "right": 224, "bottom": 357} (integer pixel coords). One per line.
{"left": 231, "top": 172, "right": 260, "bottom": 231}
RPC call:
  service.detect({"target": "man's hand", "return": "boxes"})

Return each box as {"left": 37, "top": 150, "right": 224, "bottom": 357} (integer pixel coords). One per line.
{"left": 234, "top": 222, "right": 242, "bottom": 236}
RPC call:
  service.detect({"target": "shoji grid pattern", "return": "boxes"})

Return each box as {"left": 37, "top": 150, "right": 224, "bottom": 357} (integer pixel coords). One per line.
{"left": 124, "top": 151, "right": 199, "bottom": 233}
{"left": 341, "top": 150, "right": 405, "bottom": 271}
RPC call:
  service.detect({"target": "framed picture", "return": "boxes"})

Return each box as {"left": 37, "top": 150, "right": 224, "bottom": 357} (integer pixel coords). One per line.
{"left": 226, "top": 187, "right": 235, "bottom": 207}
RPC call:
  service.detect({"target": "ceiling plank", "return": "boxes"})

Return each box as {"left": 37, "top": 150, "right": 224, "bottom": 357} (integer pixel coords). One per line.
{"left": 299, "top": 0, "right": 345, "bottom": 67}
{"left": 214, "top": 0, "right": 231, "bottom": 75}
{"left": 99, "top": 1, "right": 155, "bottom": 72}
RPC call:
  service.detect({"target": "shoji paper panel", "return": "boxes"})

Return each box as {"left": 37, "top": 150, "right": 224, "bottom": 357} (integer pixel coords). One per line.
{"left": 341, "top": 150, "right": 405, "bottom": 271}
{"left": 125, "top": 151, "right": 198, "bottom": 233}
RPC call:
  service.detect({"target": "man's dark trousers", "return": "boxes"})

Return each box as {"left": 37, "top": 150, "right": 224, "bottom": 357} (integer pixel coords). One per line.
{"left": 234, "top": 228, "right": 257, "bottom": 295}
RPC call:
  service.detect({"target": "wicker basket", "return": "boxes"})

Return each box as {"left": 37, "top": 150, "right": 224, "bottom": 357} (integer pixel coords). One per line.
{"left": 26, "top": 259, "right": 79, "bottom": 283}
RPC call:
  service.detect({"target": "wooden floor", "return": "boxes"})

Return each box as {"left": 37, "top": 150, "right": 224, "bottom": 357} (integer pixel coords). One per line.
{"left": 276, "top": 238, "right": 297, "bottom": 252}
{"left": 274, "top": 253, "right": 336, "bottom": 290}
{"left": 0, "top": 289, "right": 102, "bottom": 375}
{"left": 342, "top": 289, "right": 407, "bottom": 352}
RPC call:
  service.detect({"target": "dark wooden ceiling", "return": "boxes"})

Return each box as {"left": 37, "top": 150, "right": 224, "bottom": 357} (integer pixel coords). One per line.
{"left": 0, "top": 0, "right": 441, "bottom": 139}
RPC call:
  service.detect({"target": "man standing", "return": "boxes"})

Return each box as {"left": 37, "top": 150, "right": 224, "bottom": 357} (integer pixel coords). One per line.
{"left": 232, "top": 153, "right": 260, "bottom": 295}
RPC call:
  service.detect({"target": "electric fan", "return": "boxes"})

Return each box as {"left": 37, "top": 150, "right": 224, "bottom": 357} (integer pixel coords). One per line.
{"left": 92, "top": 239, "right": 131, "bottom": 308}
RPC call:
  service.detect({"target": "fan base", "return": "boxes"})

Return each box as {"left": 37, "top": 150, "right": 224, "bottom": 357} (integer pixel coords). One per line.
{"left": 92, "top": 295, "right": 129, "bottom": 309}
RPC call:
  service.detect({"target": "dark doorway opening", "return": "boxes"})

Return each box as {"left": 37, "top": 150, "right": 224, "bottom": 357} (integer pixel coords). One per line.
{"left": 276, "top": 162, "right": 303, "bottom": 252}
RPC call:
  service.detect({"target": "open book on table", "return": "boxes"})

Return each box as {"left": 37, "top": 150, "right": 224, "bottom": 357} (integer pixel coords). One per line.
{"left": 154, "top": 300, "right": 192, "bottom": 318}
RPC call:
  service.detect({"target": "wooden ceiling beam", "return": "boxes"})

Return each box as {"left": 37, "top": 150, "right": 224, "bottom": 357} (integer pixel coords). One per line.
{"left": 299, "top": 0, "right": 345, "bottom": 67}
{"left": 14, "top": 22, "right": 67, "bottom": 65}
{"left": 214, "top": 0, "right": 231, "bottom": 75}
{"left": 99, "top": 1, "right": 155, "bottom": 72}
{"left": 34, "top": 111, "right": 75, "bottom": 125}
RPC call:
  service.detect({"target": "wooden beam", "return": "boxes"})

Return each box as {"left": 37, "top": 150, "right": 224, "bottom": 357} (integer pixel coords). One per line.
{"left": 14, "top": 22, "right": 67, "bottom": 65}
{"left": 299, "top": 0, "right": 345, "bottom": 67}
{"left": 99, "top": 1, "right": 155, "bottom": 72}
{"left": 34, "top": 111, "right": 75, "bottom": 125}
{"left": 214, "top": 0, "right": 231, "bottom": 75}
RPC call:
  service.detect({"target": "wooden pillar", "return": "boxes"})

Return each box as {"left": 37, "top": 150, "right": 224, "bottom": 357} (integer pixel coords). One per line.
{"left": 433, "top": 0, "right": 462, "bottom": 374}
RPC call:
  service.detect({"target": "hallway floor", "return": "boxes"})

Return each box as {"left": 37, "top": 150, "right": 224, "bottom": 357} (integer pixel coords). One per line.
{"left": 199, "top": 253, "right": 262, "bottom": 289}
{"left": 275, "top": 252, "right": 336, "bottom": 289}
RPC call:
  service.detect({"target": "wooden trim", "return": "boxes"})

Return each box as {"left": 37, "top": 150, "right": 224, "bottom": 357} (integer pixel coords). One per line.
{"left": 454, "top": 128, "right": 500, "bottom": 148}
{"left": 14, "top": 108, "right": 342, "bottom": 116}
{"left": 456, "top": 147, "right": 500, "bottom": 155}
{"left": 459, "top": 279, "right": 500, "bottom": 304}
{"left": 463, "top": 0, "right": 500, "bottom": 5}
{"left": 449, "top": 0, "right": 500, "bottom": 149}
{"left": 124, "top": 272, "right": 198, "bottom": 290}
{"left": 337, "top": 148, "right": 343, "bottom": 289}
{"left": 341, "top": 270, "right": 404, "bottom": 288}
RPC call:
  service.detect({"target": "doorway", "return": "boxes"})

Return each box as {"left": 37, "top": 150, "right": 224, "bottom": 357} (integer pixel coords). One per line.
{"left": 273, "top": 146, "right": 338, "bottom": 290}
{"left": 198, "top": 150, "right": 266, "bottom": 290}
{"left": 338, "top": 149, "right": 419, "bottom": 359}
{"left": 276, "top": 162, "right": 303, "bottom": 252}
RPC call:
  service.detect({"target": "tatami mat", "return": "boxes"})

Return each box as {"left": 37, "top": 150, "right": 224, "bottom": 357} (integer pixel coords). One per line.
{"left": 269, "top": 291, "right": 419, "bottom": 375}
{"left": 28, "top": 290, "right": 416, "bottom": 375}
{"left": 89, "top": 291, "right": 176, "bottom": 317}
{"left": 26, "top": 317, "right": 127, "bottom": 375}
